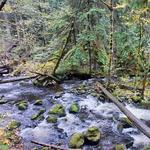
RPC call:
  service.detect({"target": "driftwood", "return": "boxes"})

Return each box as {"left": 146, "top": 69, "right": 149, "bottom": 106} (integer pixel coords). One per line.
{"left": 0, "top": 65, "right": 10, "bottom": 75}
{"left": 30, "top": 71, "right": 61, "bottom": 83}
{"left": 0, "top": 0, "right": 7, "bottom": 11}
{"left": 95, "top": 82, "right": 150, "bottom": 138}
{"left": 31, "top": 140, "right": 68, "bottom": 150}
{"left": 0, "top": 76, "right": 37, "bottom": 84}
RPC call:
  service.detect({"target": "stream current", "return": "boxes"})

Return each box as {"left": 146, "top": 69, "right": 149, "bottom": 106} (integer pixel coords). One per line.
{"left": 0, "top": 78, "right": 150, "bottom": 150}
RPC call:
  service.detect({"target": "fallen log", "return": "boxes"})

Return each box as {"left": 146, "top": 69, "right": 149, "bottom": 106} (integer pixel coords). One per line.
{"left": 0, "top": 0, "right": 7, "bottom": 11}
{"left": 31, "top": 140, "right": 68, "bottom": 150}
{"left": 95, "top": 82, "right": 150, "bottom": 138}
{"left": 30, "top": 71, "right": 61, "bottom": 83}
{"left": 0, "top": 76, "right": 37, "bottom": 84}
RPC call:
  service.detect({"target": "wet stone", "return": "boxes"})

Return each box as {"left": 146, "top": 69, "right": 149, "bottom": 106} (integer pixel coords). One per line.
{"left": 69, "top": 133, "right": 84, "bottom": 148}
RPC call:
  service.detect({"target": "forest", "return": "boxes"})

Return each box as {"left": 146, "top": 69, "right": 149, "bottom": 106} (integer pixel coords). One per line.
{"left": 0, "top": 0, "right": 150, "bottom": 149}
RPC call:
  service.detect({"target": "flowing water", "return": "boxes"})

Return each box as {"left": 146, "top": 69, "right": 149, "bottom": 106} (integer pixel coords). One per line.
{"left": 0, "top": 78, "right": 150, "bottom": 150}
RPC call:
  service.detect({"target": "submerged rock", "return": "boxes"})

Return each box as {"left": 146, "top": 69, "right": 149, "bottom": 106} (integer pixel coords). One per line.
{"left": 69, "top": 103, "right": 80, "bottom": 114}
{"left": 69, "top": 133, "right": 84, "bottom": 148}
{"left": 16, "top": 101, "right": 28, "bottom": 110}
{"left": 49, "top": 104, "right": 66, "bottom": 117}
{"left": 34, "top": 99, "right": 43, "bottom": 106}
{"left": 46, "top": 116, "right": 57, "bottom": 123}
{"left": 84, "top": 126, "right": 101, "bottom": 144}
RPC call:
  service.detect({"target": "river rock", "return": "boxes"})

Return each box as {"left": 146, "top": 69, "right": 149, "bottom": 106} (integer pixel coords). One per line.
{"left": 46, "top": 116, "right": 57, "bottom": 123}
{"left": 31, "top": 108, "right": 46, "bottom": 121}
{"left": 69, "top": 103, "right": 80, "bottom": 113}
{"left": 84, "top": 126, "right": 101, "bottom": 144}
{"left": 0, "top": 99, "right": 7, "bottom": 104}
{"left": 69, "top": 133, "right": 84, "bottom": 148}
{"left": 115, "top": 144, "right": 125, "bottom": 150}
{"left": 131, "top": 96, "right": 141, "bottom": 103}
{"left": 54, "top": 92, "right": 64, "bottom": 98}
{"left": 49, "top": 104, "right": 66, "bottom": 117}
{"left": 118, "top": 117, "right": 133, "bottom": 129}
{"left": 16, "top": 101, "right": 28, "bottom": 110}
{"left": 34, "top": 99, "right": 43, "bottom": 105}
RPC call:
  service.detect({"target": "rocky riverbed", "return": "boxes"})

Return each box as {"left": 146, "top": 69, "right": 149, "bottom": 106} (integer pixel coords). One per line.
{"left": 0, "top": 78, "right": 150, "bottom": 150}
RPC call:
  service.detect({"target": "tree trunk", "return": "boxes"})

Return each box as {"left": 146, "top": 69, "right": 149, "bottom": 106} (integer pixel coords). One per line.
{"left": 96, "top": 82, "right": 150, "bottom": 138}
{"left": 0, "top": 0, "right": 7, "bottom": 11}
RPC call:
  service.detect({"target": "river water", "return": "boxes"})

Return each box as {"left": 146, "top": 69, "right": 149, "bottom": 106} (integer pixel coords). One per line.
{"left": 0, "top": 78, "right": 150, "bottom": 150}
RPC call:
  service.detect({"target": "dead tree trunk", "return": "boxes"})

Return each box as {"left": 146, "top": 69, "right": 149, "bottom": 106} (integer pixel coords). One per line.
{"left": 0, "top": 76, "right": 37, "bottom": 84}
{"left": 96, "top": 82, "right": 150, "bottom": 138}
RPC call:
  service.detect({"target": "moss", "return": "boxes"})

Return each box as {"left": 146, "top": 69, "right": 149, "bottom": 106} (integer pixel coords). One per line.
{"left": 31, "top": 109, "right": 46, "bottom": 121}
{"left": 115, "top": 144, "right": 125, "bottom": 150}
{"left": 46, "top": 116, "right": 57, "bottom": 123}
{"left": 34, "top": 99, "right": 43, "bottom": 106}
{"left": 69, "top": 133, "right": 84, "bottom": 148}
{"left": 16, "top": 101, "right": 28, "bottom": 110}
{"left": 120, "top": 117, "right": 133, "bottom": 128}
{"left": 84, "top": 126, "right": 100, "bottom": 144}
{"left": 131, "top": 95, "right": 141, "bottom": 103}
{"left": 49, "top": 104, "right": 66, "bottom": 117}
{"left": 69, "top": 103, "right": 79, "bottom": 113}
{"left": 143, "top": 146, "right": 150, "bottom": 150}
{"left": 7, "top": 121, "right": 21, "bottom": 131}
{"left": 0, "top": 143, "right": 9, "bottom": 150}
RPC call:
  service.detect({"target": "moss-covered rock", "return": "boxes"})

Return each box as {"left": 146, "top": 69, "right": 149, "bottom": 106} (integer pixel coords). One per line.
{"left": 69, "top": 133, "right": 84, "bottom": 148}
{"left": 143, "top": 146, "right": 150, "bottom": 150}
{"left": 46, "top": 116, "right": 57, "bottom": 123}
{"left": 7, "top": 120, "right": 21, "bottom": 130}
{"left": 54, "top": 92, "right": 64, "bottom": 98}
{"left": 115, "top": 144, "right": 125, "bottom": 150}
{"left": 69, "top": 103, "right": 80, "bottom": 114}
{"left": 131, "top": 96, "right": 141, "bottom": 103}
{"left": 84, "top": 126, "right": 100, "bottom": 144}
{"left": 31, "top": 109, "right": 46, "bottom": 121}
{"left": 16, "top": 101, "right": 28, "bottom": 110}
{"left": 49, "top": 104, "right": 66, "bottom": 117}
{"left": 34, "top": 99, "right": 43, "bottom": 106}
{"left": 120, "top": 117, "right": 133, "bottom": 128}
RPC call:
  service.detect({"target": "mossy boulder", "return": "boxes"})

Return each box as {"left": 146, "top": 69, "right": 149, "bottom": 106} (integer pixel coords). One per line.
{"left": 69, "top": 133, "right": 84, "bottom": 148}
{"left": 131, "top": 96, "right": 141, "bottom": 103}
{"left": 84, "top": 126, "right": 100, "bottom": 144}
{"left": 120, "top": 117, "right": 133, "bottom": 128}
{"left": 143, "top": 146, "right": 150, "bottom": 150}
{"left": 34, "top": 99, "right": 43, "bottom": 106}
{"left": 46, "top": 116, "right": 57, "bottom": 123}
{"left": 31, "top": 108, "right": 46, "bottom": 121}
{"left": 115, "top": 144, "right": 125, "bottom": 150}
{"left": 49, "top": 104, "right": 66, "bottom": 117}
{"left": 69, "top": 103, "right": 80, "bottom": 114}
{"left": 7, "top": 120, "right": 21, "bottom": 130}
{"left": 16, "top": 101, "right": 28, "bottom": 110}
